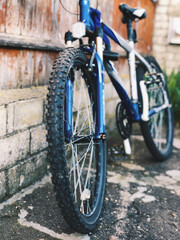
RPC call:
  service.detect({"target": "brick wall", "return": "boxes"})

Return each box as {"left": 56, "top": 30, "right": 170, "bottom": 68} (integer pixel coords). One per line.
{"left": 0, "top": 87, "right": 48, "bottom": 201}
{"left": 152, "top": 0, "right": 180, "bottom": 74}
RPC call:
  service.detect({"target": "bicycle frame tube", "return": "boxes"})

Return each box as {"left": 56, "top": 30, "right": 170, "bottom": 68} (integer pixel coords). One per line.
{"left": 104, "top": 61, "right": 140, "bottom": 121}
{"left": 79, "top": 0, "right": 90, "bottom": 26}
{"left": 102, "top": 24, "right": 152, "bottom": 73}
{"left": 94, "top": 53, "right": 106, "bottom": 137}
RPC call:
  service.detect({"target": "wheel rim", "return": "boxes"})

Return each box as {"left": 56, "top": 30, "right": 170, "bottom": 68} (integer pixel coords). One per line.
{"left": 64, "top": 66, "right": 99, "bottom": 216}
{"left": 146, "top": 64, "right": 172, "bottom": 153}
{"left": 148, "top": 85, "right": 170, "bottom": 153}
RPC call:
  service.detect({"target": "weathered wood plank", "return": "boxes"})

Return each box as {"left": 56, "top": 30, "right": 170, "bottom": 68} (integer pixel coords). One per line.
{"left": 34, "top": 51, "right": 58, "bottom": 86}
{"left": 51, "top": 0, "right": 61, "bottom": 41}
{"left": 6, "top": 0, "right": 21, "bottom": 35}
{"left": 20, "top": 0, "right": 55, "bottom": 40}
{"left": 0, "top": 49, "right": 57, "bottom": 90}
{"left": 98, "top": 0, "right": 114, "bottom": 27}
{"left": 137, "top": 0, "right": 155, "bottom": 53}
{"left": 5, "top": 0, "right": 63, "bottom": 42}
{"left": 19, "top": 50, "right": 35, "bottom": 88}
{"left": 0, "top": 0, "right": 6, "bottom": 33}
{"left": 20, "top": 0, "right": 35, "bottom": 37}
{"left": 0, "top": 33, "right": 64, "bottom": 51}
{"left": 0, "top": 49, "right": 20, "bottom": 89}
{"left": 58, "top": 1, "right": 77, "bottom": 40}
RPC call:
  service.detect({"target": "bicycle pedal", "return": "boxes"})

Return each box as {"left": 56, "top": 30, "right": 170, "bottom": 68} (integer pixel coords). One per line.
{"left": 123, "top": 138, "right": 131, "bottom": 155}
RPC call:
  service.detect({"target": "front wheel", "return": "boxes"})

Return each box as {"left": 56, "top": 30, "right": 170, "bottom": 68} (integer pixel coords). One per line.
{"left": 46, "top": 48, "right": 107, "bottom": 233}
{"left": 137, "top": 56, "right": 174, "bottom": 161}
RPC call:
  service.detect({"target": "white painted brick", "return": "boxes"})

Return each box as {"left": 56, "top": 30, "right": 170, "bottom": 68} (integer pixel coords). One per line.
{"left": 169, "top": 2, "right": 180, "bottom": 16}
{"left": 7, "top": 104, "right": 14, "bottom": 134}
{"left": 0, "top": 171, "right": 6, "bottom": 199}
{"left": 167, "top": 45, "right": 180, "bottom": 54}
{"left": 14, "top": 98, "right": 43, "bottom": 131}
{"left": 159, "top": 0, "right": 170, "bottom": 6}
{"left": 153, "top": 45, "right": 167, "bottom": 54}
{"left": 0, "top": 106, "right": 6, "bottom": 137}
{"left": 165, "top": 61, "right": 177, "bottom": 70}
{"left": 154, "top": 21, "right": 169, "bottom": 30}
{"left": 30, "top": 124, "right": 48, "bottom": 154}
{"left": 154, "top": 13, "right": 168, "bottom": 22}
{"left": 156, "top": 6, "right": 168, "bottom": 14}
{"left": 152, "top": 36, "right": 167, "bottom": 45}
{"left": 152, "top": 52, "right": 166, "bottom": 62}
{"left": 0, "top": 131, "right": 30, "bottom": 169}
{"left": 153, "top": 28, "right": 167, "bottom": 37}
{"left": 166, "top": 53, "right": 175, "bottom": 61}
{"left": 174, "top": 53, "right": 180, "bottom": 61}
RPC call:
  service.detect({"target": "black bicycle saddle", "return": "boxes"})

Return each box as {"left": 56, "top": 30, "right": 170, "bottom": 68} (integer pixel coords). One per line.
{"left": 119, "top": 4, "right": 146, "bottom": 23}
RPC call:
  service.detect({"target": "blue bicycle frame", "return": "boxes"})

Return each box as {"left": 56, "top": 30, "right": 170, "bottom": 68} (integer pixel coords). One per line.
{"left": 66, "top": 0, "right": 169, "bottom": 140}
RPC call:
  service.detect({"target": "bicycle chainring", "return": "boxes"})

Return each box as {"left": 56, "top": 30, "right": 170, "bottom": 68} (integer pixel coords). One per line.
{"left": 116, "top": 102, "right": 132, "bottom": 139}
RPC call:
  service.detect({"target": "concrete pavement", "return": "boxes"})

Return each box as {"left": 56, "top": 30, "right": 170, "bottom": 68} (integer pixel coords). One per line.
{"left": 0, "top": 128, "right": 179, "bottom": 240}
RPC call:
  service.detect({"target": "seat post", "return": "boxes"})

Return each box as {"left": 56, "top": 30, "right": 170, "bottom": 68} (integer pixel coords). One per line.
{"left": 127, "top": 19, "right": 133, "bottom": 41}
{"left": 126, "top": 19, "right": 138, "bottom": 102}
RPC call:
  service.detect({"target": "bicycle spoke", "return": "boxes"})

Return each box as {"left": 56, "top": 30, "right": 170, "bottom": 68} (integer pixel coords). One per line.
{"left": 84, "top": 142, "right": 94, "bottom": 191}
{"left": 64, "top": 72, "right": 95, "bottom": 140}
{"left": 71, "top": 141, "right": 77, "bottom": 202}
{"left": 65, "top": 67, "right": 96, "bottom": 211}
{"left": 70, "top": 139, "right": 93, "bottom": 178}
{"left": 73, "top": 73, "right": 83, "bottom": 135}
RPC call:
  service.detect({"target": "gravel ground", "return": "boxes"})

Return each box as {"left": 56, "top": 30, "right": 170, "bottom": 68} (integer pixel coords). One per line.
{"left": 0, "top": 127, "right": 179, "bottom": 240}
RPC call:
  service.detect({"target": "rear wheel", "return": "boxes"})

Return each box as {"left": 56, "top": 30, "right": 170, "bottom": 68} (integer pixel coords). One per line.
{"left": 137, "top": 56, "right": 174, "bottom": 161}
{"left": 46, "top": 48, "right": 107, "bottom": 233}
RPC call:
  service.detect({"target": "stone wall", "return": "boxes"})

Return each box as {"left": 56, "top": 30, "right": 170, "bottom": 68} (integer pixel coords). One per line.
{"left": 0, "top": 87, "right": 48, "bottom": 201}
{"left": 152, "top": 0, "right": 180, "bottom": 74}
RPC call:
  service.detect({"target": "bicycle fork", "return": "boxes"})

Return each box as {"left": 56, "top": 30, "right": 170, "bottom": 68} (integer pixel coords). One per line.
{"left": 64, "top": 31, "right": 106, "bottom": 141}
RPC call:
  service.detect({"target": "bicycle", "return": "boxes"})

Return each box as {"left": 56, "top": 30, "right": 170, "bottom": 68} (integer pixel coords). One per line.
{"left": 46, "top": 0, "right": 174, "bottom": 233}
